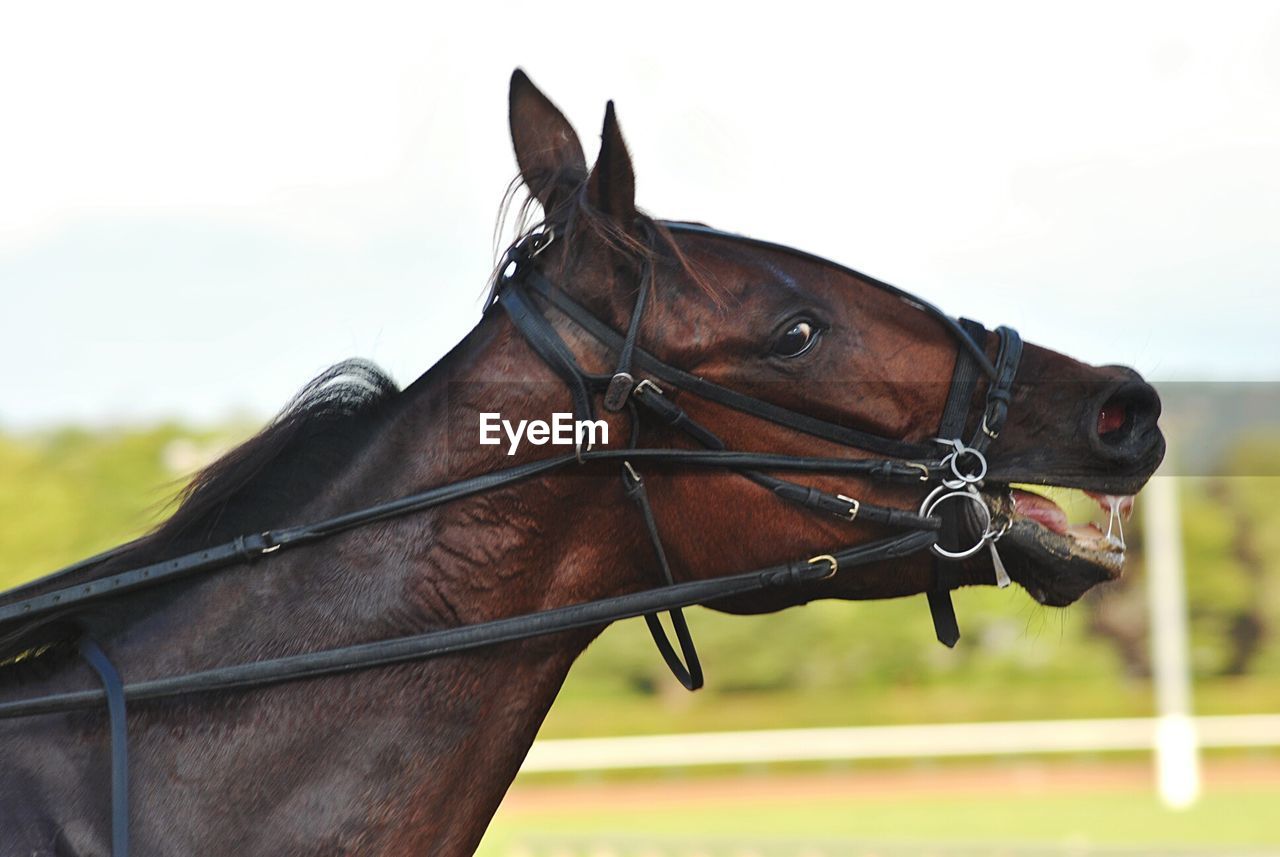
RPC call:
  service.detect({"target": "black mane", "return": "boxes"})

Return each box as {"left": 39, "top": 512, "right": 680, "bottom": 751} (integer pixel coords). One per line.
{"left": 0, "top": 359, "right": 400, "bottom": 618}
{"left": 153, "top": 358, "right": 400, "bottom": 554}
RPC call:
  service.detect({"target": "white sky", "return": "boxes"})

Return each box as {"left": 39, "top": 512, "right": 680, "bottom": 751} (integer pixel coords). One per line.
{"left": 1, "top": 1, "right": 1277, "bottom": 428}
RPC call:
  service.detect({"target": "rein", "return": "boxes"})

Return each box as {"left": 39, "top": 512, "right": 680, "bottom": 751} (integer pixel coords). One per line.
{"left": 0, "top": 223, "right": 1022, "bottom": 857}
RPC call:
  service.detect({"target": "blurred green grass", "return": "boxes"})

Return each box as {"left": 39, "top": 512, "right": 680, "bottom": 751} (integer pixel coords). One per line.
{"left": 541, "top": 666, "right": 1280, "bottom": 738}
{"left": 478, "top": 778, "right": 1280, "bottom": 855}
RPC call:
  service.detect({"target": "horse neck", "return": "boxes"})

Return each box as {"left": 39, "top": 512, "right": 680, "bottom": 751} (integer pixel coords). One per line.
{"left": 122, "top": 311, "right": 650, "bottom": 854}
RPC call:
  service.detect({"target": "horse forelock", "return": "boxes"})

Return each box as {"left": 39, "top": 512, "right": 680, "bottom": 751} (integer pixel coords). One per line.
{"left": 491, "top": 171, "right": 723, "bottom": 307}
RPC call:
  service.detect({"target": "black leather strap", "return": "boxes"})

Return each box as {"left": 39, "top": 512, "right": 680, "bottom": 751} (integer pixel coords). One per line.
{"left": 79, "top": 636, "right": 128, "bottom": 857}
{"left": 0, "top": 535, "right": 271, "bottom": 627}
{"left": 972, "top": 326, "right": 1022, "bottom": 452}
{"left": 623, "top": 464, "right": 703, "bottom": 690}
{"left": 604, "top": 268, "right": 653, "bottom": 411}
{"left": 926, "top": 318, "right": 991, "bottom": 647}
{"left": 498, "top": 283, "right": 596, "bottom": 426}
{"left": 0, "top": 531, "right": 937, "bottom": 721}
{"left": 628, "top": 377, "right": 725, "bottom": 450}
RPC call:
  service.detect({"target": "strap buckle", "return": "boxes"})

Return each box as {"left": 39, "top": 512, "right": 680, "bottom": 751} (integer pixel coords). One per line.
{"left": 807, "top": 554, "right": 839, "bottom": 580}
{"left": 904, "top": 462, "right": 932, "bottom": 482}
{"left": 259, "top": 532, "right": 281, "bottom": 554}
{"left": 835, "top": 495, "right": 861, "bottom": 522}
{"left": 981, "top": 412, "right": 1000, "bottom": 440}
{"left": 633, "top": 378, "right": 664, "bottom": 398}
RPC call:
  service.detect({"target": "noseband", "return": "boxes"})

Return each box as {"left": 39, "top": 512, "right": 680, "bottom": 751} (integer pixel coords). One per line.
{"left": 0, "top": 222, "right": 1022, "bottom": 857}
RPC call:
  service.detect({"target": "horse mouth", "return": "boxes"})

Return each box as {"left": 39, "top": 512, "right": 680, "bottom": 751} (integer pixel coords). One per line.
{"left": 982, "top": 486, "right": 1134, "bottom": 607}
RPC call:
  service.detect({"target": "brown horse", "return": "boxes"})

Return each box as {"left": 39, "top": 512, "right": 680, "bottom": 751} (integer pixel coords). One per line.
{"left": 0, "top": 70, "right": 1163, "bottom": 856}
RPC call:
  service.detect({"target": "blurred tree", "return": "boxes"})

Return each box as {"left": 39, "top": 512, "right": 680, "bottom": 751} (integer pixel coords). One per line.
{"left": 0, "top": 425, "right": 239, "bottom": 589}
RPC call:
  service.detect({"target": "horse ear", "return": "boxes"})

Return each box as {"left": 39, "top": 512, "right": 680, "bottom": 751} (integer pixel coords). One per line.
{"left": 509, "top": 69, "right": 587, "bottom": 214}
{"left": 586, "top": 101, "right": 637, "bottom": 225}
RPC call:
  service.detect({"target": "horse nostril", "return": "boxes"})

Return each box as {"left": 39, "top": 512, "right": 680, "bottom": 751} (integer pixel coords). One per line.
{"left": 1095, "top": 381, "right": 1160, "bottom": 448}
{"left": 1097, "top": 400, "right": 1127, "bottom": 437}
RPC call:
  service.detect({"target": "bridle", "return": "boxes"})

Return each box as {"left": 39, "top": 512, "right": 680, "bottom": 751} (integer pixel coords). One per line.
{"left": 0, "top": 221, "right": 1022, "bottom": 857}
{"left": 495, "top": 219, "right": 1022, "bottom": 646}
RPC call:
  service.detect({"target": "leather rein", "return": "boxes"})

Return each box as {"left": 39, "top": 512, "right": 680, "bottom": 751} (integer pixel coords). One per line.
{"left": 0, "top": 221, "right": 1022, "bottom": 857}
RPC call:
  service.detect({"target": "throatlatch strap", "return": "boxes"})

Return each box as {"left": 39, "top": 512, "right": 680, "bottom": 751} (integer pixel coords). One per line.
{"left": 79, "top": 636, "right": 129, "bottom": 857}
{"left": 623, "top": 464, "right": 704, "bottom": 690}
{"left": 498, "top": 284, "right": 596, "bottom": 427}
{"left": 927, "top": 318, "right": 989, "bottom": 648}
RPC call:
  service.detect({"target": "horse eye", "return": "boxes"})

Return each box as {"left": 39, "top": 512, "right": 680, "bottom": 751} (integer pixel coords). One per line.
{"left": 772, "top": 320, "right": 821, "bottom": 358}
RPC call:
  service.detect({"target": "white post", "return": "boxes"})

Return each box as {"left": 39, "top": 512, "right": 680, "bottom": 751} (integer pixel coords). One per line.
{"left": 1143, "top": 472, "right": 1200, "bottom": 809}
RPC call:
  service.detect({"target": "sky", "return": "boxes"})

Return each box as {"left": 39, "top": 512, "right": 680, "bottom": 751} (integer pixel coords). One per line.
{"left": 1, "top": 1, "right": 1278, "bottom": 429}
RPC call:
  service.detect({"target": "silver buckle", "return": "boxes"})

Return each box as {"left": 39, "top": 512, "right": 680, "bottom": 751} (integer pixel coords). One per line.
{"left": 836, "top": 495, "right": 860, "bottom": 522}
{"left": 634, "top": 378, "right": 664, "bottom": 397}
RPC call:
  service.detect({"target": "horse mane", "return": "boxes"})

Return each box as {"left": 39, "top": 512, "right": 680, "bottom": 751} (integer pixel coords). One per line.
{"left": 152, "top": 358, "right": 400, "bottom": 553}
{"left": 0, "top": 359, "right": 401, "bottom": 619}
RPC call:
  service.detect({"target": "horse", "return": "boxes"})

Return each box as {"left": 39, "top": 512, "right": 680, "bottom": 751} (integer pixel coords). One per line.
{"left": 0, "top": 69, "right": 1164, "bottom": 856}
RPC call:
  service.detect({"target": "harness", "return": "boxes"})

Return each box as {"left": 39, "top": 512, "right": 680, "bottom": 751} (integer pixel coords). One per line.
{"left": 0, "top": 222, "right": 1022, "bottom": 857}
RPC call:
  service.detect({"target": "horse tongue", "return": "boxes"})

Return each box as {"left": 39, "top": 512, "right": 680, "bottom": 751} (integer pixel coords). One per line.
{"left": 1085, "top": 491, "right": 1135, "bottom": 520}
{"left": 1011, "top": 489, "right": 1068, "bottom": 535}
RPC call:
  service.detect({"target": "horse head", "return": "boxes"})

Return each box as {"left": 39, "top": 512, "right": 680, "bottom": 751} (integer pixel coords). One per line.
{"left": 504, "top": 69, "right": 1164, "bottom": 620}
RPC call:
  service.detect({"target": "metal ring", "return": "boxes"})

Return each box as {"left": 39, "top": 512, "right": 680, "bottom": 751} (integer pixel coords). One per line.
{"left": 919, "top": 485, "right": 994, "bottom": 560}
{"left": 945, "top": 444, "right": 988, "bottom": 485}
